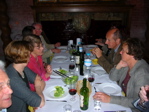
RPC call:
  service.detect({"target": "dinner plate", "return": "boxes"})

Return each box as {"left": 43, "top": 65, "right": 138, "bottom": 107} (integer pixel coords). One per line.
{"left": 91, "top": 66, "right": 106, "bottom": 75}
{"left": 53, "top": 56, "right": 68, "bottom": 63}
{"left": 57, "top": 46, "right": 67, "bottom": 52}
{"left": 97, "top": 83, "right": 121, "bottom": 95}
{"left": 86, "top": 45, "right": 97, "bottom": 48}
{"left": 51, "top": 68, "right": 68, "bottom": 78}
{"left": 44, "top": 85, "right": 69, "bottom": 99}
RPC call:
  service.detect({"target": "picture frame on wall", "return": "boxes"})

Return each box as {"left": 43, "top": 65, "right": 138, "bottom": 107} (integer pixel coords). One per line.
{"left": 38, "top": 0, "right": 57, "bottom": 2}
{"left": 59, "top": 0, "right": 97, "bottom": 2}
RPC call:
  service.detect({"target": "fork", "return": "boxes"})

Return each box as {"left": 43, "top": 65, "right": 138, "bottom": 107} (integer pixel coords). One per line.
{"left": 94, "top": 87, "right": 97, "bottom": 93}
{"left": 59, "top": 66, "right": 62, "bottom": 70}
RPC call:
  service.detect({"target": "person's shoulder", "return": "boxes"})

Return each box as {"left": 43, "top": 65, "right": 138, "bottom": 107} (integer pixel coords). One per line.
{"left": 6, "top": 64, "right": 16, "bottom": 75}
{"left": 24, "top": 67, "right": 37, "bottom": 76}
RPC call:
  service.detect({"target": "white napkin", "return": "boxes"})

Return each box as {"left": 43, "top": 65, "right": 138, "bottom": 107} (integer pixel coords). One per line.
{"left": 91, "top": 66, "right": 106, "bottom": 75}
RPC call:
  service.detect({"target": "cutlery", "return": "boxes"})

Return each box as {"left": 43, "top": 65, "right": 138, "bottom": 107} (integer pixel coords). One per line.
{"left": 46, "top": 100, "right": 67, "bottom": 102}
{"left": 94, "top": 87, "right": 97, "bottom": 92}
{"left": 53, "top": 70, "right": 72, "bottom": 79}
{"left": 95, "top": 83, "right": 102, "bottom": 84}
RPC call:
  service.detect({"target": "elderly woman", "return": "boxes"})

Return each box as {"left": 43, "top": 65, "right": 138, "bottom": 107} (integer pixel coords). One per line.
{"left": 5, "top": 41, "right": 45, "bottom": 112}
{"left": 23, "top": 34, "right": 52, "bottom": 91}
{"left": 93, "top": 38, "right": 149, "bottom": 112}
{"left": 23, "top": 34, "right": 52, "bottom": 80}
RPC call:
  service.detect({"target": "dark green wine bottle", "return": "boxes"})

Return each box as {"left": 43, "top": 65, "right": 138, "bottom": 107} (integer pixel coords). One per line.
{"left": 75, "top": 46, "right": 80, "bottom": 66}
{"left": 80, "top": 78, "right": 89, "bottom": 110}
{"left": 79, "top": 51, "right": 84, "bottom": 76}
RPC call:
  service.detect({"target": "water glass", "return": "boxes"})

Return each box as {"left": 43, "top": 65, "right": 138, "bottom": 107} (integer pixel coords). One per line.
{"left": 63, "top": 104, "right": 72, "bottom": 112}
{"left": 94, "top": 100, "right": 101, "bottom": 110}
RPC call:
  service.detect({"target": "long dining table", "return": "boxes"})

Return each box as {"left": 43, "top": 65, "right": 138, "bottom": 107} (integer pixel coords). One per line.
{"left": 35, "top": 46, "right": 132, "bottom": 112}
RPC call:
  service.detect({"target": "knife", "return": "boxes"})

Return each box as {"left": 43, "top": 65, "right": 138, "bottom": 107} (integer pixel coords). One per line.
{"left": 95, "top": 83, "right": 102, "bottom": 84}
{"left": 104, "top": 110, "right": 126, "bottom": 112}
{"left": 46, "top": 100, "right": 67, "bottom": 102}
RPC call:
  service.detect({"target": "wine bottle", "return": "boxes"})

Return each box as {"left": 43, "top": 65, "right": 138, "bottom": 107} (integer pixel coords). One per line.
{"left": 79, "top": 46, "right": 84, "bottom": 76}
{"left": 80, "top": 78, "right": 89, "bottom": 110}
{"left": 75, "top": 46, "right": 80, "bottom": 66}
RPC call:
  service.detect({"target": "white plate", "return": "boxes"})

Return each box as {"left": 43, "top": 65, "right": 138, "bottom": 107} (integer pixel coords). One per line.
{"left": 87, "top": 45, "right": 97, "bottom": 48}
{"left": 44, "top": 85, "right": 69, "bottom": 99}
{"left": 53, "top": 56, "right": 68, "bottom": 63}
{"left": 97, "top": 83, "right": 121, "bottom": 95}
{"left": 57, "top": 46, "right": 67, "bottom": 52}
{"left": 91, "top": 66, "right": 106, "bottom": 75}
{"left": 51, "top": 68, "right": 68, "bottom": 78}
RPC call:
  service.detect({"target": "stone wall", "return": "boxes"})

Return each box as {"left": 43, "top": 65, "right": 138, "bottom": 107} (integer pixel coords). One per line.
{"left": 5, "top": 0, "right": 149, "bottom": 42}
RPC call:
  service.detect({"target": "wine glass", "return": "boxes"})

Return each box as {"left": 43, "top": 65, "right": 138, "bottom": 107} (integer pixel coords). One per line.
{"left": 69, "top": 60, "right": 75, "bottom": 74}
{"left": 88, "top": 73, "right": 95, "bottom": 86}
{"left": 69, "top": 83, "right": 77, "bottom": 101}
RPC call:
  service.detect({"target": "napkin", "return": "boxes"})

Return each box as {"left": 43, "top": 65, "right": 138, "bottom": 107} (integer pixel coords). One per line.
{"left": 104, "top": 110, "right": 126, "bottom": 112}
{"left": 91, "top": 66, "right": 106, "bottom": 75}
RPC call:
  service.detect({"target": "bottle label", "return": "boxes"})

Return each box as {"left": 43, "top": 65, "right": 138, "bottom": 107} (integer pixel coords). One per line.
{"left": 80, "top": 95, "right": 84, "bottom": 107}
{"left": 75, "top": 56, "right": 80, "bottom": 64}
{"left": 84, "top": 59, "right": 91, "bottom": 66}
{"left": 79, "top": 47, "right": 83, "bottom": 52}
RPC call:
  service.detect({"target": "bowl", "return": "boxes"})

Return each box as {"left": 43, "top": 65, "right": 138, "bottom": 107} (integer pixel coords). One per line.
{"left": 92, "top": 59, "right": 98, "bottom": 65}
{"left": 62, "top": 74, "right": 78, "bottom": 85}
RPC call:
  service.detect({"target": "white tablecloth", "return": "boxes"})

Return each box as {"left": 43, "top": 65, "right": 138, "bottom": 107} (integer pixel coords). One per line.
{"left": 36, "top": 50, "right": 132, "bottom": 112}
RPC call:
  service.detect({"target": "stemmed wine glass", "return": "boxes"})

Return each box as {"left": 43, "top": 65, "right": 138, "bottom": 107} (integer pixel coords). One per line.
{"left": 69, "top": 83, "right": 77, "bottom": 101}
{"left": 69, "top": 60, "right": 75, "bottom": 74}
{"left": 88, "top": 73, "right": 95, "bottom": 86}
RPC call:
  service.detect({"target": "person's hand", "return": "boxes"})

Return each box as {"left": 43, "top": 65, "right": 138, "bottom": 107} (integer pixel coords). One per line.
{"left": 95, "top": 42, "right": 105, "bottom": 46}
{"left": 46, "top": 65, "right": 52, "bottom": 75}
{"left": 51, "top": 49, "right": 61, "bottom": 53}
{"left": 95, "top": 39, "right": 102, "bottom": 42}
{"left": 116, "top": 60, "right": 128, "bottom": 69}
{"left": 54, "top": 42, "right": 61, "bottom": 47}
{"left": 95, "top": 38, "right": 105, "bottom": 46}
{"left": 93, "top": 92, "right": 111, "bottom": 103}
{"left": 139, "top": 85, "right": 149, "bottom": 102}
{"left": 92, "top": 47, "right": 102, "bottom": 58}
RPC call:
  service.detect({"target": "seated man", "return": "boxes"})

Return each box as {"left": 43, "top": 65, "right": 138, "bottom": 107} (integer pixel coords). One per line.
{"left": 133, "top": 85, "right": 149, "bottom": 112}
{"left": 93, "top": 38, "right": 149, "bottom": 112}
{"left": 92, "top": 28, "right": 122, "bottom": 73}
{"left": 0, "top": 60, "right": 13, "bottom": 112}
{"left": 32, "top": 22, "right": 61, "bottom": 63}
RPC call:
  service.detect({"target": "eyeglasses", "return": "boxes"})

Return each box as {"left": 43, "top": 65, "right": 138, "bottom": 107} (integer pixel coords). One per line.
{"left": 0, "top": 80, "right": 11, "bottom": 91}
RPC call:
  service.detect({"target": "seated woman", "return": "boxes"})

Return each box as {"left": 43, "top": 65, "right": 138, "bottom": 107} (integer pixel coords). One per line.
{"left": 93, "top": 38, "right": 149, "bottom": 112}
{"left": 23, "top": 34, "right": 52, "bottom": 81}
{"left": 5, "top": 41, "right": 46, "bottom": 112}
{"left": 133, "top": 85, "right": 149, "bottom": 112}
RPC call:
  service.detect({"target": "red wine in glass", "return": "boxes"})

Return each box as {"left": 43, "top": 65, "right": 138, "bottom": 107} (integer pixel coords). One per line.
{"left": 88, "top": 77, "right": 95, "bottom": 82}
{"left": 69, "top": 89, "right": 77, "bottom": 95}
{"left": 69, "top": 64, "right": 75, "bottom": 70}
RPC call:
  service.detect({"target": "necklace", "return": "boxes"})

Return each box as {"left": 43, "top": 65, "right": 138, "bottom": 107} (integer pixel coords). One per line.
{"left": 20, "top": 72, "right": 25, "bottom": 79}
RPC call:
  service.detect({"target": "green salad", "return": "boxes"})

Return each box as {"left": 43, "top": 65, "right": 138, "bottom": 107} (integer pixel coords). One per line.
{"left": 54, "top": 86, "right": 65, "bottom": 97}
{"left": 58, "top": 69, "right": 68, "bottom": 74}
{"left": 63, "top": 75, "right": 78, "bottom": 85}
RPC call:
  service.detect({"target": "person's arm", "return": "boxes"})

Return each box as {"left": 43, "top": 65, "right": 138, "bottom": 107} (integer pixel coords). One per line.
{"left": 34, "top": 75, "right": 45, "bottom": 107}
{"left": 45, "top": 65, "right": 52, "bottom": 79}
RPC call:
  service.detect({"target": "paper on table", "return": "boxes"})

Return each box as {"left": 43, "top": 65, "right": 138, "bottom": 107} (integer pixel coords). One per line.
{"left": 91, "top": 66, "right": 106, "bottom": 75}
